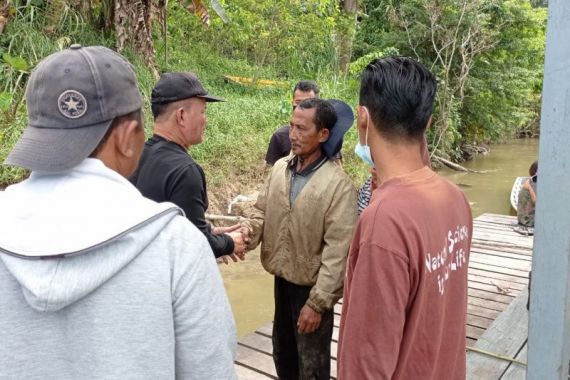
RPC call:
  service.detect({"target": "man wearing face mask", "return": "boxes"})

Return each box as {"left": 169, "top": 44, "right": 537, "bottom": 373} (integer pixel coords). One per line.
{"left": 243, "top": 98, "right": 357, "bottom": 379}
{"left": 338, "top": 57, "right": 473, "bottom": 379}
{"left": 355, "top": 119, "right": 431, "bottom": 214}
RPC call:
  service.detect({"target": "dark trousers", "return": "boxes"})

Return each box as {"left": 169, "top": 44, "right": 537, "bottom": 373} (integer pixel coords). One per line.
{"left": 272, "top": 276, "right": 333, "bottom": 380}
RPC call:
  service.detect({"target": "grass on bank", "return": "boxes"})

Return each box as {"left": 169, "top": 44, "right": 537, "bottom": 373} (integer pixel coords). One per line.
{"left": 0, "top": 24, "right": 370, "bottom": 191}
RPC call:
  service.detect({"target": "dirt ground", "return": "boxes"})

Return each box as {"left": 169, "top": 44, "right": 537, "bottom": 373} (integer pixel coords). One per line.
{"left": 206, "top": 168, "right": 267, "bottom": 224}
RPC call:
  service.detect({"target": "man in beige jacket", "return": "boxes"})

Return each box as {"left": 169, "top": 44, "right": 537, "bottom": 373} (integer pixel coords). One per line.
{"left": 243, "top": 98, "right": 357, "bottom": 379}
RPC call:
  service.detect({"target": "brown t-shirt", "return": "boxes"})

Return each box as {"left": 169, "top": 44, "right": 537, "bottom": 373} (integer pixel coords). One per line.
{"left": 338, "top": 166, "right": 473, "bottom": 380}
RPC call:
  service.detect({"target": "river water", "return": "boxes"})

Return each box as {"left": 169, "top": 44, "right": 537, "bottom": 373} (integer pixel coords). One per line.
{"left": 221, "top": 138, "right": 540, "bottom": 337}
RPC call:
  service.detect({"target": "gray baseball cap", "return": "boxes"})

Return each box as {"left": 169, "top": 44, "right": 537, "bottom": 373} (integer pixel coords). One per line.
{"left": 5, "top": 44, "right": 142, "bottom": 172}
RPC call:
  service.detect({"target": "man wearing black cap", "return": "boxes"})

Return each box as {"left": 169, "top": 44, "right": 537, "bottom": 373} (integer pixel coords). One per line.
{"left": 243, "top": 98, "right": 357, "bottom": 379}
{"left": 130, "top": 72, "right": 247, "bottom": 262}
{"left": 0, "top": 46, "right": 236, "bottom": 378}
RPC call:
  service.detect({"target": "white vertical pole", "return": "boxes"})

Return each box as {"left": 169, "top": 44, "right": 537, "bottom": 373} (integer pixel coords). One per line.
{"left": 527, "top": 1, "right": 570, "bottom": 378}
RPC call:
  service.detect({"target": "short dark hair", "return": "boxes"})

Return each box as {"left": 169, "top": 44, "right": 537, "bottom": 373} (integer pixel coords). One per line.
{"left": 89, "top": 109, "right": 143, "bottom": 157}
{"left": 297, "top": 98, "right": 337, "bottom": 132}
{"left": 151, "top": 102, "right": 169, "bottom": 120}
{"left": 359, "top": 57, "right": 436, "bottom": 142}
{"left": 293, "top": 80, "right": 320, "bottom": 97}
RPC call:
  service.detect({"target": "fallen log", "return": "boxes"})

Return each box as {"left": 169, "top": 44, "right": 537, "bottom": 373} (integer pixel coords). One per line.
{"left": 205, "top": 213, "right": 247, "bottom": 223}
{"left": 432, "top": 155, "right": 485, "bottom": 173}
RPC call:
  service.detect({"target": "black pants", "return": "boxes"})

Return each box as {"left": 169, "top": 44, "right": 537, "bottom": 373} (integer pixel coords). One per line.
{"left": 272, "top": 276, "right": 333, "bottom": 380}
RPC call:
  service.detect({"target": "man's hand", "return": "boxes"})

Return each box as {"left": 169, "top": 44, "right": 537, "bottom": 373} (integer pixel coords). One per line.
{"left": 213, "top": 224, "right": 241, "bottom": 235}
{"left": 240, "top": 226, "right": 251, "bottom": 246}
{"left": 218, "top": 254, "right": 239, "bottom": 265}
{"left": 297, "top": 304, "right": 322, "bottom": 334}
{"left": 228, "top": 231, "right": 246, "bottom": 261}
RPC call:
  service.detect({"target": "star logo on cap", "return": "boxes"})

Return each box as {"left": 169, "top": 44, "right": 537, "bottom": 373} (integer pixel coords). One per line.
{"left": 58, "top": 90, "right": 87, "bottom": 119}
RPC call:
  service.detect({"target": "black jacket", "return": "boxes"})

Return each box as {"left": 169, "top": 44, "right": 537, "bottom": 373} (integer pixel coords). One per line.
{"left": 130, "top": 135, "right": 234, "bottom": 257}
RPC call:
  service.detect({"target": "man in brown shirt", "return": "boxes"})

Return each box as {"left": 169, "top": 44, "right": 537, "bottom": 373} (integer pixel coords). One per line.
{"left": 337, "top": 57, "right": 473, "bottom": 379}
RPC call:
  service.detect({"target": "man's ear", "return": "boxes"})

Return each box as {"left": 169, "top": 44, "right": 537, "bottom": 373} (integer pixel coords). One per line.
{"left": 356, "top": 105, "right": 367, "bottom": 143}
{"left": 175, "top": 106, "right": 185, "bottom": 126}
{"left": 356, "top": 106, "right": 366, "bottom": 130}
{"left": 318, "top": 127, "right": 330, "bottom": 143}
{"left": 113, "top": 119, "right": 140, "bottom": 158}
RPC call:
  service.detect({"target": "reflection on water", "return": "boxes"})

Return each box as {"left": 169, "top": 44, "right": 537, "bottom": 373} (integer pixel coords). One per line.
{"left": 439, "top": 139, "right": 539, "bottom": 217}
{"left": 221, "top": 138, "right": 539, "bottom": 337}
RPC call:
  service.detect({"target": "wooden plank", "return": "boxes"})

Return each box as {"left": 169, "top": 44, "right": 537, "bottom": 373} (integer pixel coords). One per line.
{"left": 471, "top": 246, "right": 532, "bottom": 259}
{"left": 473, "top": 227, "right": 533, "bottom": 241}
{"left": 468, "top": 274, "right": 526, "bottom": 292}
{"left": 256, "top": 323, "right": 273, "bottom": 337}
{"left": 466, "top": 324, "right": 486, "bottom": 340}
{"left": 467, "top": 290, "right": 528, "bottom": 379}
{"left": 477, "top": 214, "right": 519, "bottom": 224}
{"left": 500, "top": 343, "right": 527, "bottom": 379}
{"left": 472, "top": 224, "right": 530, "bottom": 238}
{"left": 468, "top": 296, "right": 510, "bottom": 312}
{"left": 235, "top": 345, "right": 277, "bottom": 378}
{"left": 467, "top": 303, "right": 501, "bottom": 320}
{"left": 471, "top": 239, "right": 533, "bottom": 252}
{"left": 240, "top": 330, "right": 339, "bottom": 360}
{"left": 334, "top": 303, "right": 342, "bottom": 315}
{"left": 472, "top": 235, "right": 532, "bottom": 247}
{"left": 470, "top": 250, "right": 532, "bottom": 267}
{"left": 472, "top": 239, "right": 533, "bottom": 252}
{"left": 469, "top": 261, "right": 529, "bottom": 279}
{"left": 473, "top": 219, "right": 519, "bottom": 230}
{"left": 470, "top": 246, "right": 533, "bottom": 261}
{"left": 468, "top": 288, "right": 514, "bottom": 305}
{"left": 466, "top": 314, "right": 494, "bottom": 330}
{"left": 239, "top": 333, "right": 273, "bottom": 354}
{"left": 469, "top": 268, "right": 529, "bottom": 286}
{"left": 235, "top": 363, "right": 274, "bottom": 379}
{"left": 470, "top": 253, "right": 532, "bottom": 272}
{"left": 471, "top": 235, "right": 533, "bottom": 248}
{"left": 468, "top": 281, "right": 518, "bottom": 298}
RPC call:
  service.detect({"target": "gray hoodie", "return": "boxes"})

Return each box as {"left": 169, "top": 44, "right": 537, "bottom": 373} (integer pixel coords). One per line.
{"left": 0, "top": 159, "right": 237, "bottom": 380}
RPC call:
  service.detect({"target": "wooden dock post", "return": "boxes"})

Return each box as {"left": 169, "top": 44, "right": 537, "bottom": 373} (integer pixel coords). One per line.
{"left": 527, "top": 1, "right": 570, "bottom": 378}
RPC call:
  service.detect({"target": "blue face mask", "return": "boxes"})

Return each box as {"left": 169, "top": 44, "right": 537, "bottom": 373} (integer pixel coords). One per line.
{"left": 354, "top": 106, "right": 375, "bottom": 167}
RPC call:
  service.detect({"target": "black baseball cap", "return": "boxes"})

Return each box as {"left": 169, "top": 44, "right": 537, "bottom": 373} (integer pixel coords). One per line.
{"left": 151, "top": 72, "right": 225, "bottom": 104}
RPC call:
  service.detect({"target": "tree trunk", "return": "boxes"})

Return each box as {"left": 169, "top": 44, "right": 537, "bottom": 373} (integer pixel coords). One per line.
{"left": 114, "top": 0, "right": 159, "bottom": 79}
{"left": 338, "top": 0, "right": 358, "bottom": 73}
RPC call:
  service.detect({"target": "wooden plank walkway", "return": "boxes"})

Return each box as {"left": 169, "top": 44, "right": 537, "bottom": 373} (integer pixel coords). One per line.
{"left": 234, "top": 213, "right": 533, "bottom": 379}
{"left": 467, "top": 289, "right": 529, "bottom": 379}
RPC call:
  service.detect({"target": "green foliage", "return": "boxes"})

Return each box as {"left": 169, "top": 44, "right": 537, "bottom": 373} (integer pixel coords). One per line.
{"left": 162, "top": 0, "right": 341, "bottom": 78}
{"left": 462, "top": 1, "right": 546, "bottom": 141}
{"left": 0, "top": 0, "right": 548, "bottom": 190}
{"left": 355, "top": 0, "right": 546, "bottom": 158}
{"left": 0, "top": 92, "right": 12, "bottom": 111}
{"left": 348, "top": 47, "right": 399, "bottom": 76}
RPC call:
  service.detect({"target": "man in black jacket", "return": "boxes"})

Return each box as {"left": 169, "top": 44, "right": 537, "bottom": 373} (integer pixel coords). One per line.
{"left": 130, "top": 72, "right": 246, "bottom": 261}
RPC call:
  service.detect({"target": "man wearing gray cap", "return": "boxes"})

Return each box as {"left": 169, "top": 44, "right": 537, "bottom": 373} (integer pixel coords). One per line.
{"left": 130, "top": 72, "right": 247, "bottom": 263}
{"left": 0, "top": 45, "right": 237, "bottom": 379}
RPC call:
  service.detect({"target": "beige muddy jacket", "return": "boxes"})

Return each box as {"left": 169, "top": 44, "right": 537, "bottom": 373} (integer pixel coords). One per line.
{"left": 244, "top": 156, "right": 357, "bottom": 313}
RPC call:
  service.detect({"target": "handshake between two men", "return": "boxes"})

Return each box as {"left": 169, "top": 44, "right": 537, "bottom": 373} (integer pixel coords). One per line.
{"left": 214, "top": 224, "right": 252, "bottom": 264}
